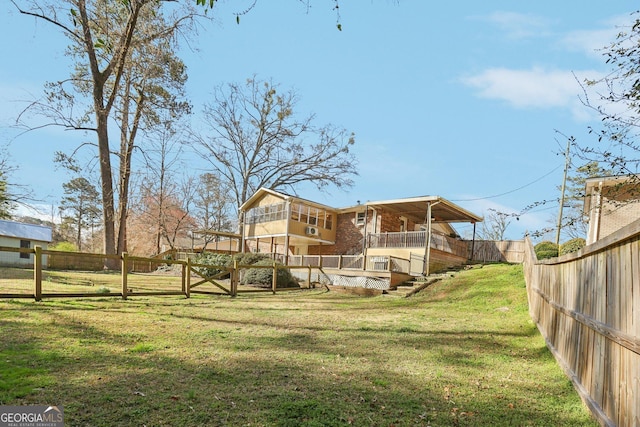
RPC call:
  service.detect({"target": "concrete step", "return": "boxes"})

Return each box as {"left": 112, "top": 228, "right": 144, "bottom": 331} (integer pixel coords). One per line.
{"left": 385, "top": 276, "right": 443, "bottom": 297}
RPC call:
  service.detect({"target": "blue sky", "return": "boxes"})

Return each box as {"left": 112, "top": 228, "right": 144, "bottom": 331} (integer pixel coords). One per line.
{"left": 1, "top": 1, "right": 638, "bottom": 240}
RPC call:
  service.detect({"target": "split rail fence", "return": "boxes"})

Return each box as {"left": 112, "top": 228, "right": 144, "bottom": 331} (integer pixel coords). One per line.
{"left": 0, "top": 247, "right": 316, "bottom": 301}
{"left": 523, "top": 218, "right": 640, "bottom": 427}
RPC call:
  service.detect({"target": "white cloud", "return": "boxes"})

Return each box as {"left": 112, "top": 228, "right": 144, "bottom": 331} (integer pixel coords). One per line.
{"left": 477, "top": 11, "right": 553, "bottom": 39}
{"left": 460, "top": 67, "right": 605, "bottom": 120}
{"left": 561, "top": 14, "right": 637, "bottom": 58}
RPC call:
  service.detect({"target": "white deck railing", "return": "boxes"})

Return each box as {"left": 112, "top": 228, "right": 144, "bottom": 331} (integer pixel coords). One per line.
{"left": 366, "top": 231, "right": 469, "bottom": 258}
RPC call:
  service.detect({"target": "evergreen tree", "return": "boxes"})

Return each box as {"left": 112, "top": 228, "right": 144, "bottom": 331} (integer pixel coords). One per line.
{"left": 59, "top": 177, "right": 101, "bottom": 251}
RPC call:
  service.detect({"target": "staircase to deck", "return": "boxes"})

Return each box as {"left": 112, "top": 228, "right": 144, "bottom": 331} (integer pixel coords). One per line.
{"left": 383, "top": 276, "right": 443, "bottom": 297}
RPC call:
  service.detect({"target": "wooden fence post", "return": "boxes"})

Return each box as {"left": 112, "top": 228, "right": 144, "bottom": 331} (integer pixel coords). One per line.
{"left": 272, "top": 262, "right": 278, "bottom": 294}
{"left": 181, "top": 262, "right": 187, "bottom": 296}
{"left": 34, "top": 245, "right": 42, "bottom": 301}
{"left": 185, "top": 258, "right": 191, "bottom": 298}
{"left": 121, "top": 252, "right": 128, "bottom": 300}
{"left": 232, "top": 259, "right": 238, "bottom": 297}
{"left": 307, "top": 265, "right": 312, "bottom": 289}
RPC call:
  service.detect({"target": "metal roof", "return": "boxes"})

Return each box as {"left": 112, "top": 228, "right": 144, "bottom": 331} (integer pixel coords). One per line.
{"left": 0, "top": 219, "right": 52, "bottom": 242}
{"left": 351, "top": 196, "right": 483, "bottom": 224}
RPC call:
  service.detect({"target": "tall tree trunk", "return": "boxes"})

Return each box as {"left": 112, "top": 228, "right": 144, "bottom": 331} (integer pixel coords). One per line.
{"left": 97, "top": 113, "right": 117, "bottom": 256}
{"left": 76, "top": 215, "right": 82, "bottom": 252}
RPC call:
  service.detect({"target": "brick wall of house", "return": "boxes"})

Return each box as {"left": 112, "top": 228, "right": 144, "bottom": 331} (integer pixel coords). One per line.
{"left": 308, "top": 208, "right": 422, "bottom": 255}
{"left": 377, "top": 209, "right": 419, "bottom": 232}
{"left": 600, "top": 198, "right": 640, "bottom": 239}
{"left": 309, "top": 211, "right": 370, "bottom": 255}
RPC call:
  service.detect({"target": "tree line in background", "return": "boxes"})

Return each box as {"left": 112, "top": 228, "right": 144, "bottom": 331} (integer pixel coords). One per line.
{"left": 5, "top": 0, "right": 357, "bottom": 257}
{"left": 3, "top": 2, "right": 640, "bottom": 254}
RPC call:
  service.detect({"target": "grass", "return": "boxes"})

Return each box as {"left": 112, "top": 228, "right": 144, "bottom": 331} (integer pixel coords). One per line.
{"left": 0, "top": 264, "right": 597, "bottom": 426}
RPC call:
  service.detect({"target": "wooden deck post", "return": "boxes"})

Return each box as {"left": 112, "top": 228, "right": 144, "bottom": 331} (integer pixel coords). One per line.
{"left": 34, "top": 245, "right": 42, "bottom": 301}
{"left": 121, "top": 252, "right": 128, "bottom": 300}
{"left": 181, "top": 263, "right": 186, "bottom": 295}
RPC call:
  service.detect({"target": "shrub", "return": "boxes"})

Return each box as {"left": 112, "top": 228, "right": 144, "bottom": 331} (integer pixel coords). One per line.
{"left": 534, "top": 241, "right": 559, "bottom": 260}
{"left": 241, "top": 259, "right": 298, "bottom": 288}
{"left": 233, "top": 252, "right": 270, "bottom": 266}
{"left": 560, "top": 238, "right": 586, "bottom": 255}
{"left": 192, "top": 252, "right": 232, "bottom": 278}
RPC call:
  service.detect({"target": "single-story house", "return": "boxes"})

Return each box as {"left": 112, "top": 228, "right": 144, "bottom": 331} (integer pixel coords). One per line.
{"left": 239, "top": 188, "right": 483, "bottom": 287}
{"left": 584, "top": 175, "right": 640, "bottom": 245}
{"left": 0, "top": 219, "right": 52, "bottom": 267}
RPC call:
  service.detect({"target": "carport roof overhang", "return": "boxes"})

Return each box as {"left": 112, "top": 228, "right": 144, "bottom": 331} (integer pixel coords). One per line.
{"left": 356, "top": 196, "right": 483, "bottom": 225}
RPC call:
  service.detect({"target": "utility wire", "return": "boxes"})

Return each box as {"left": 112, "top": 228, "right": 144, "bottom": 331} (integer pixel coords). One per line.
{"left": 450, "top": 165, "right": 562, "bottom": 202}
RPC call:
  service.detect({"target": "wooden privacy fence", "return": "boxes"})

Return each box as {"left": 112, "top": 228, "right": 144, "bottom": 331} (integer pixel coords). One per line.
{"left": 467, "top": 239, "right": 525, "bottom": 263}
{"left": 523, "top": 219, "right": 640, "bottom": 427}
{"left": 0, "top": 246, "right": 316, "bottom": 301}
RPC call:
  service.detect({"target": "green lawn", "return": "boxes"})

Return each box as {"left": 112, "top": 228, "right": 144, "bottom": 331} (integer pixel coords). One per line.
{"left": 0, "top": 264, "right": 596, "bottom": 426}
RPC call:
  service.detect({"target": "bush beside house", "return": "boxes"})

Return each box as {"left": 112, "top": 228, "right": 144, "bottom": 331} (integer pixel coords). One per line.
{"left": 193, "top": 252, "right": 298, "bottom": 288}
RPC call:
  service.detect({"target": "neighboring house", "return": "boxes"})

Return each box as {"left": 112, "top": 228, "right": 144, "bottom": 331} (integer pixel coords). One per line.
{"left": 584, "top": 175, "right": 640, "bottom": 245}
{"left": 0, "top": 219, "right": 52, "bottom": 267}
{"left": 239, "top": 188, "right": 483, "bottom": 287}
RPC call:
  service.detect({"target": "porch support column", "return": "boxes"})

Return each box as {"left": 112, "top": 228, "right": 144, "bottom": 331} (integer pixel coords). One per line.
{"left": 362, "top": 205, "right": 368, "bottom": 257}
{"left": 284, "top": 200, "right": 291, "bottom": 265}
{"left": 423, "top": 202, "right": 432, "bottom": 276}
{"left": 470, "top": 222, "right": 477, "bottom": 261}
{"left": 240, "top": 210, "right": 246, "bottom": 253}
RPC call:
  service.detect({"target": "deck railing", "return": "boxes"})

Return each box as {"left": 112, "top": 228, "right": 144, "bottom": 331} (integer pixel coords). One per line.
{"left": 286, "top": 254, "right": 412, "bottom": 274}
{"left": 366, "top": 231, "right": 469, "bottom": 258}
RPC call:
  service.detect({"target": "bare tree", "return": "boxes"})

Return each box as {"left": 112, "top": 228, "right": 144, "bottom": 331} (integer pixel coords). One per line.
{"left": 12, "top": 0, "right": 201, "bottom": 257}
{"left": 192, "top": 77, "right": 358, "bottom": 218}
{"left": 579, "top": 11, "right": 640, "bottom": 178}
{"left": 559, "top": 161, "right": 612, "bottom": 239}
{"left": 479, "top": 209, "right": 512, "bottom": 241}
{"left": 135, "top": 120, "right": 188, "bottom": 255}
{"left": 193, "top": 173, "right": 234, "bottom": 249}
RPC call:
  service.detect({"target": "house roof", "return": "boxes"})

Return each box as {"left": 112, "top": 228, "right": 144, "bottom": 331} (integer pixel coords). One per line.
{"left": 584, "top": 174, "right": 640, "bottom": 214}
{"left": 240, "top": 188, "right": 337, "bottom": 212}
{"left": 242, "top": 188, "right": 482, "bottom": 225}
{"left": 348, "top": 195, "right": 483, "bottom": 224}
{"left": 0, "top": 219, "right": 52, "bottom": 242}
